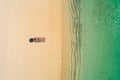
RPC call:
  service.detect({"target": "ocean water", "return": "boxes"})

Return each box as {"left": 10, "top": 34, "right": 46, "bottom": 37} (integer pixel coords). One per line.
{"left": 62, "top": 0, "right": 120, "bottom": 80}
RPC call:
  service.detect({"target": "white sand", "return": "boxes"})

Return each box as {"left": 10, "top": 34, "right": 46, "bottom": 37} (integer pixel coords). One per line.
{"left": 0, "top": 0, "right": 62, "bottom": 80}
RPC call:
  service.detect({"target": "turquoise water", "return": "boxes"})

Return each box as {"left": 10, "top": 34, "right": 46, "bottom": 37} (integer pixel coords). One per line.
{"left": 63, "top": 0, "right": 120, "bottom": 80}
{"left": 81, "top": 0, "right": 120, "bottom": 80}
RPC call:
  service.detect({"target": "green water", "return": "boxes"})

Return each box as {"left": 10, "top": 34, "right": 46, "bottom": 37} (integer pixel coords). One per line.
{"left": 62, "top": 0, "right": 120, "bottom": 80}
{"left": 81, "top": 0, "right": 120, "bottom": 80}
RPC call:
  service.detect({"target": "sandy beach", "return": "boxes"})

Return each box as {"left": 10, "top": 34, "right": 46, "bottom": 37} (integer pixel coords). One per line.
{"left": 0, "top": 0, "right": 62, "bottom": 80}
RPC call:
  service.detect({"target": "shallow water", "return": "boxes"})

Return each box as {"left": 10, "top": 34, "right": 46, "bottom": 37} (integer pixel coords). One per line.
{"left": 62, "top": 0, "right": 120, "bottom": 80}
